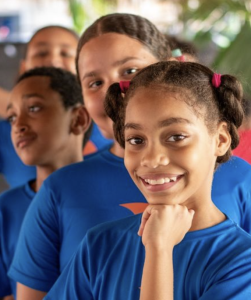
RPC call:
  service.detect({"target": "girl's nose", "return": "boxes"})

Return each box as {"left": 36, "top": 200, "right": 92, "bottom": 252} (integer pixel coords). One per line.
{"left": 140, "top": 146, "right": 169, "bottom": 169}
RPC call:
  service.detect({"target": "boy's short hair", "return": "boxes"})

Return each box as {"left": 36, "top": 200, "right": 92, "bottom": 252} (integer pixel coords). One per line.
{"left": 16, "top": 67, "right": 92, "bottom": 148}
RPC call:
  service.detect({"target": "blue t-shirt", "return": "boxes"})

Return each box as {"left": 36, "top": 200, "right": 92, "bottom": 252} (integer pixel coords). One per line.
{"left": 8, "top": 152, "right": 251, "bottom": 292}
{"left": 0, "top": 120, "right": 111, "bottom": 189}
{"left": 90, "top": 122, "right": 113, "bottom": 151}
{"left": 45, "top": 214, "right": 251, "bottom": 300}
{"left": 0, "top": 120, "right": 36, "bottom": 188}
{"left": 0, "top": 180, "right": 35, "bottom": 297}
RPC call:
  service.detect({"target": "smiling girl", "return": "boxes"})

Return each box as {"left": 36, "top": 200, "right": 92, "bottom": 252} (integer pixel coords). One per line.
{"left": 45, "top": 61, "right": 251, "bottom": 300}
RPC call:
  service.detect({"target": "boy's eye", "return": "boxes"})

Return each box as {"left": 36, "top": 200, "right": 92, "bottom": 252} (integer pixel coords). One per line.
{"left": 35, "top": 51, "right": 48, "bottom": 58}
{"left": 7, "top": 115, "right": 16, "bottom": 124}
{"left": 127, "top": 137, "right": 144, "bottom": 145}
{"left": 168, "top": 135, "right": 186, "bottom": 142}
{"left": 29, "top": 106, "right": 41, "bottom": 112}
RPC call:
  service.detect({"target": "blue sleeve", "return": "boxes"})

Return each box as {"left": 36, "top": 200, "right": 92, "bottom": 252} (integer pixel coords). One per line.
{"left": 0, "top": 210, "right": 12, "bottom": 297}
{"left": 199, "top": 257, "right": 251, "bottom": 299}
{"left": 44, "top": 236, "right": 94, "bottom": 300}
{"left": 8, "top": 182, "right": 60, "bottom": 292}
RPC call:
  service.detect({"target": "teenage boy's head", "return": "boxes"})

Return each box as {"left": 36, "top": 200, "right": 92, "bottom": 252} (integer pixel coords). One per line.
{"left": 20, "top": 26, "right": 79, "bottom": 75}
{"left": 7, "top": 67, "right": 91, "bottom": 165}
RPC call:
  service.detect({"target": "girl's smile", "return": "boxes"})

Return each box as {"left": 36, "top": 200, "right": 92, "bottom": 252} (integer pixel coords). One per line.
{"left": 138, "top": 173, "right": 184, "bottom": 192}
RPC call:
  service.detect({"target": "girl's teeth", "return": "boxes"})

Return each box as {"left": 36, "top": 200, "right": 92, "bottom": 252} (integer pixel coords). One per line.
{"left": 144, "top": 177, "right": 177, "bottom": 185}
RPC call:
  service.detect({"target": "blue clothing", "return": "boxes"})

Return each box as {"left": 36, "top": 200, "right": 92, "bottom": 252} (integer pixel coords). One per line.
{"left": 90, "top": 122, "right": 113, "bottom": 151}
{"left": 0, "top": 120, "right": 36, "bottom": 188}
{"left": 8, "top": 153, "right": 251, "bottom": 292}
{"left": 0, "top": 181, "right": 35, "bottom": 297}
{"left": 45, "top": 214, "right": 251, "bottom": 300}
{"left": 9, "top": 146, "right": 147, "bottom": 292}
{"left": 212, "top": 156, "right": 251, "bottom": 232}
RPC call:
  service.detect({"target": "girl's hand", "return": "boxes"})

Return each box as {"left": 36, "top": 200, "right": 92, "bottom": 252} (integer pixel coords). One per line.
{"left": 138, "top": 204, "right": 195, "bottom": 251}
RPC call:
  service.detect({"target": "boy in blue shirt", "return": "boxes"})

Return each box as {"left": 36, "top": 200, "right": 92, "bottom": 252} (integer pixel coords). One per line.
{"left": 0, "top": 66, "right": 91, "bottom": 299}
{"left": 0, "top": 25, "right": 111, "bottom": 189}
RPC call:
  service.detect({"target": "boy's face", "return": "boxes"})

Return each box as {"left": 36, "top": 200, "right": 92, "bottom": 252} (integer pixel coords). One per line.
{"left": 21, "top": 28, "right": 78, "bottom": 74}
{"left": 7, "top": 76, "right": 74, "bottom": 166}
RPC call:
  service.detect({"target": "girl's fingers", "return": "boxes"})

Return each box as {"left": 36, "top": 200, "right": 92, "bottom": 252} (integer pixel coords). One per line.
{"left": 138, "top": 206, "right": 154, "bottom": 236}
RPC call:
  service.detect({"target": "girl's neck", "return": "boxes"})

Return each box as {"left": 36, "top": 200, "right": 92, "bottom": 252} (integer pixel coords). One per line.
{"left": 109, "top": 141, "right": 125, "bottom": 158}
{"left": 188, "top": 200, "right": 226, "bottom": 231}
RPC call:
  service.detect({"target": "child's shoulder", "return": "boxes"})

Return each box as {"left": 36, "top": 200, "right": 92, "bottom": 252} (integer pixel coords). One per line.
{"left": 218, "top": 155, "right": 251, "bottom": 174}
{"left": 43, "top": 146, "right": 124, "bottom": 186}
{"left": 86, "top": 214, "right": 142, "bottom": 243}
{"left": 0, "top": 182, "right": 29, "bottom": 206}
{"left": 0, "top": 181, "right": 34, "bottom": 214}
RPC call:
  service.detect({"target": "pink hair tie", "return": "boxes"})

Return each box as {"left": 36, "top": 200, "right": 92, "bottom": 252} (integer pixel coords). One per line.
{"left": 119, "top": 81, "right": 130, "bottom": 93}
{"left": 212, "top": 73, "right": 221, "bottom": 88}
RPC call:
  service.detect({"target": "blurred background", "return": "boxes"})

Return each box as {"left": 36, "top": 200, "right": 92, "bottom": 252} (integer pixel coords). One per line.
{"left": 0, "top": 0, "right": 251, "bottom": 190}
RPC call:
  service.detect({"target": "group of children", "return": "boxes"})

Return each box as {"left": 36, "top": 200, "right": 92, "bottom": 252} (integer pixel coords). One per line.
{"left": 0, "top": 12, "right": 251, "bottom": 300}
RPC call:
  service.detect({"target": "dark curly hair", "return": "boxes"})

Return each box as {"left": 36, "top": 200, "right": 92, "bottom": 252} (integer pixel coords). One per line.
{"left": 76, "top": 13, "right": 171, "bottom": 79}
{"left": 105, "top": 61, "right": 244, "bottom": 164}
{"left": 16, "top": 66, "right": 92, "bottom": 148}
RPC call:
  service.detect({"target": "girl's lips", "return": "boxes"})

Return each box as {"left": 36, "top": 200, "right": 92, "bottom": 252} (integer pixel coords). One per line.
{"left": 139, "top": 174, "right": 183, "bottom": 192}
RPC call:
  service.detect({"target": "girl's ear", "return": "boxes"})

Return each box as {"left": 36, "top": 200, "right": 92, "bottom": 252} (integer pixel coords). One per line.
{"left": 70, "top": 104, "right": 91, "bottom": 136}
{"left": 215, "top": 121, "right": 231, "bottom": 157}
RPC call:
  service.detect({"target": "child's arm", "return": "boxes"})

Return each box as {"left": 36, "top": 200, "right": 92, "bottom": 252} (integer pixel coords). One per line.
{"left": 0, "top": 87, "right": 10, "bottom": 119}
{"left": 138, "top": 205, "right": 194, "bottom": 300}
{"left": 16, "top": 283, "right": 46, "bottom": 300}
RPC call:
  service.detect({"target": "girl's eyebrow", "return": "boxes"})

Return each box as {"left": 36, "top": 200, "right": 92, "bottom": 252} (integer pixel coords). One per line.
{"left": 82, "top": 57, "right": 140, "bottom": 81}
{"left": 112, "top": 56, "right": 140, "bottom": 67}
{"left": 124, "top": 117, "right": 192, "bottom": 130}
{"left": 158, "top": 117, "right": 192, "bottom": 127}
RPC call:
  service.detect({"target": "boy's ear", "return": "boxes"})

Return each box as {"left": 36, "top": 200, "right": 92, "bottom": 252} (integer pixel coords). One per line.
{"left": 214, "top": 121, "right": 231, "bottom": 157}
{"left": 19, "top": 59, "right": 27, "bottom": 75}
{"left": 70, "top": 104, "right": 91, "bottom": 136}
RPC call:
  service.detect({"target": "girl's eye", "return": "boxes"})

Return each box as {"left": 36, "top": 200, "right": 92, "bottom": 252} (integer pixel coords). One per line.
{"left": 127, "top": 137, "right": 144, "bottom": 145}
{"left": 29, "top": 106, "right": 41, "bottom": 112}
{"left": 168, "top": 135, "right": 186, "bottom": 142}
{"left": 123, "top": 68, "right": 137, "bottom": 76}
{"left": 89, "top": 80, "right": 103, "bottom": 88}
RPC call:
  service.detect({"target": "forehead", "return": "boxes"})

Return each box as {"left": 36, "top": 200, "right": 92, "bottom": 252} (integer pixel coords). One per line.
{"left": 78, "top": 33, "right": 157, "bottom": 73}
{"left": 10, "top": 76, "right": 54, "bottom": 100}
{"left": 28, "top": 28, "right": 78, "bottom": 50}
{"left": 125, "top": 87, "right": 200, "bottom": 124}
